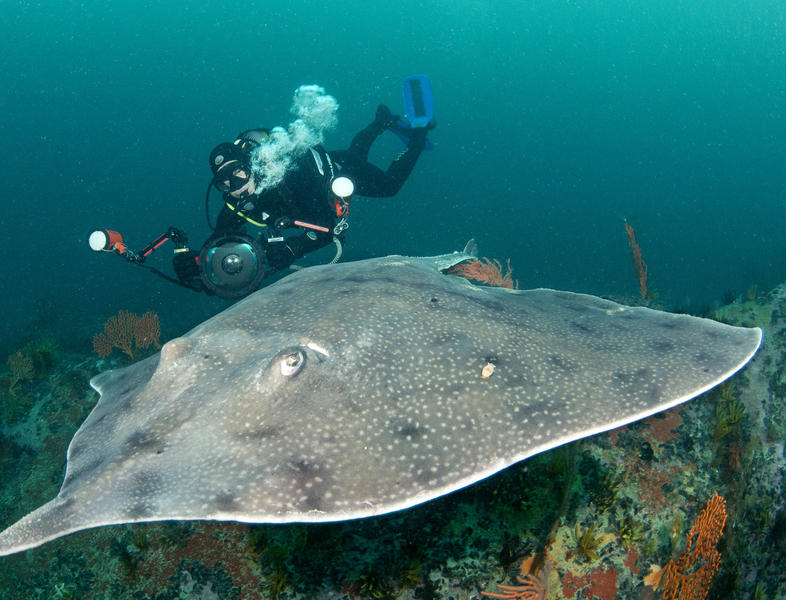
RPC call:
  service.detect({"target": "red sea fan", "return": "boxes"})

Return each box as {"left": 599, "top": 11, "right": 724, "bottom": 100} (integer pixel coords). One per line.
{"left": 448, "top": 257, "right": 519, "bottom": 289}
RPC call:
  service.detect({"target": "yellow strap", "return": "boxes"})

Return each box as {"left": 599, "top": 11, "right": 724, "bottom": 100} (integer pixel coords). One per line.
{"left": 224, "top": 202, "right": 269, "bottom": 228}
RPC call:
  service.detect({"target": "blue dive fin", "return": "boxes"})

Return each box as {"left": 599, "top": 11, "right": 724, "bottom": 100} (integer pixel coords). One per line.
{"left": 402, "top": 75, "right": 434, "bottom": 128}
{"left": 390, "top": 119, "right": 434, "bottom": 151}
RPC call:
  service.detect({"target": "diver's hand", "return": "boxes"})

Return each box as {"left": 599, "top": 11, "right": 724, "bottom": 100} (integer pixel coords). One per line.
{"left": 266, "top": 242, "right": 296, "bottom": 271}
{"left": 375, "top": 104, "right": 395, "bottom": 130}
{"left": 167, "top": 226, "right": 188, "bottom": 248}
{"left": 173, "top": 250, "right": 200, "bottom": 283}
{"left": 406, "top": 122, "right": 434, "bottom": 148}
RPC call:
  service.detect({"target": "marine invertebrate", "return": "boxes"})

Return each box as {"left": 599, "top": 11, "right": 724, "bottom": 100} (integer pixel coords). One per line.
{"left": 481, "top": 575, "right": 545, "bottom": 600}
{"left": 23, "top": 338, "right": 58, "bottom": 377}
{"left": 448, "top": 257, "right": 519, "bottom": 289}
{"left": 589, "top": 466, "right": 624, "bottom": 512}
{"left": 618, "top": 515, "right": 646, "bottom": 550}
{"left": 482, "top": 556, "right": 547, "bottom": 600}
{"left": 6, "top": 350, "right": 34, "bottom": 396}
{"left": 52, "top": 582, "right": 78, "bottom": 600}
{"left": 262, "top": 567, "right": 289, "bottom": 600}
{"left": 573, "top": 523, "right": 605, "bottom": 562}
{"left": 624, "top": 220, "right": 649, "bottom": 300}
{"left": 352, "top": 563, "right": 396, "bottom": 600}
{"left": 93, "top": 309, "right": 161, "bottom": 359}
{"left": 714, "top": 386, "right": 745, "bottom": 442}
{"left": 133, "top": 311, "right": 161, "bottom": 352}
{"left": 655, "top": 494, "right": 727, "bottom": 600}
{"left": 561, "top": 568, "right": 618, "bottom": 600}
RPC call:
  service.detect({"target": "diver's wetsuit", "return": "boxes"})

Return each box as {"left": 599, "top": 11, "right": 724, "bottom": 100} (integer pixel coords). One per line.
{"left": 211, "top": 114, "right": 428, "bottom": 272}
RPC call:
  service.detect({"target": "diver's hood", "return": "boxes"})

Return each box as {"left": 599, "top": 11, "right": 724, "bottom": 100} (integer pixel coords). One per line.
{"left": 209, "top": 129, "right": 271, "bottom": 176}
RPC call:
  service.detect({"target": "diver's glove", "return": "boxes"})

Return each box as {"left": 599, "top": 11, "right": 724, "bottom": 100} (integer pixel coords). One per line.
{"left": 266, "top": 242, "right": 296, "bottom": 272}
{"left": 173, "top": 249, "right": 200, "bottom": 284}
{"left": 374, "top": 104, "right": 395, "bottom": 130}
{"left": 404, "top": 122, "right": 432, "bottom": 150}
{"left": 167, "top": 226, "right": 189, "bottom": 249}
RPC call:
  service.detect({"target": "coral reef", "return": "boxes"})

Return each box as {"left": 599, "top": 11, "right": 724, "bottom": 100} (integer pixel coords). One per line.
{"left": 2, "top": 283, "right": 786, "bottom": 598}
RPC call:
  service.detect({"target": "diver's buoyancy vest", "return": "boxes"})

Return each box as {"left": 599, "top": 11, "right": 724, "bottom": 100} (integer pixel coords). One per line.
{"left": 224, "top": 146, "right": 335, "bottom": 228}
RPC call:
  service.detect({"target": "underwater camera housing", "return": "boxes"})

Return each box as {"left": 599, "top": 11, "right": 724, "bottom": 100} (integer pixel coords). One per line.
{"left": 198, "top": 233, "right": 267, "bottom": 299}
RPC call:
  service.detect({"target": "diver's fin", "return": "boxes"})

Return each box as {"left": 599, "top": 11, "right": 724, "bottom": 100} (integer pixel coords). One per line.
{"left": 402, "top": 75, "right": 434, "bottom": 128}
{"left": 390, "top": 119, "right": 434, "bottom": 151}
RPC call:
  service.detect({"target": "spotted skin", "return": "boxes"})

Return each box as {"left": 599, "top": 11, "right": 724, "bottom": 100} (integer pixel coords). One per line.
{"left": 0, "top": 251, "right": 761, "bottom": 555}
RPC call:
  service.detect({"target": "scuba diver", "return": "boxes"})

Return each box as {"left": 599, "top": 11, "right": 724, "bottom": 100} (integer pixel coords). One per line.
{"left": 89, "top": 78, "right": 435, "bottom": 299}
{"left": 177, "top": 104, "right": 430, "bottom": 293}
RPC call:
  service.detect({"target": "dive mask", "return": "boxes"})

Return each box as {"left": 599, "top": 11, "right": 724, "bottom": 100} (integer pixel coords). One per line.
{"left": 212, "top": 163, "right": 252, "bottom": 194}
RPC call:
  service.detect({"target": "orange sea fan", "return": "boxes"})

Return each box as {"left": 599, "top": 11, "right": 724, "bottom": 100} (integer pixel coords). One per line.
{"left": 624, "top": 221, "right": 648, "bottom": 300}
{"left": 651, "top": 494, "right": 727, "bottom": 600}
{"left": 448, "top": 257, "right": 519, "bottom": 289}
{"left": 481, "top": 576, "right": 545, "bottom": 600}
{"left": 482, "top": 556, "right": 547, "bottom": 599}
{"left": 93, "top": 309, "right": 162, "bottom": 359}
{"left": 134, "top": 311, "right": 161, "bottom": 351}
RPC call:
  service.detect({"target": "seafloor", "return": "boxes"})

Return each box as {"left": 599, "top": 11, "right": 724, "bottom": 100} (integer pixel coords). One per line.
{"left": 0, "top": 284, "right": 784, "bottom": 600}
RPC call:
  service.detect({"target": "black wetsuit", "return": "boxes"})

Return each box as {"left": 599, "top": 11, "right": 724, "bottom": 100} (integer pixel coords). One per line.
{"left": 212, "top": 145, "right": 339, "bottom": 265}
{"left": 215, "top": 116, "right": 428, "bottom": 269}
{"left": 174, "top": 111, "right": 428, "bottom": 292}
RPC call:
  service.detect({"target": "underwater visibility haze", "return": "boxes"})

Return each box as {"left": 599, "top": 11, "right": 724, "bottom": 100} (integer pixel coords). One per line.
{"left": 1, "top": 0, "right": 786, "bottom": 598}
